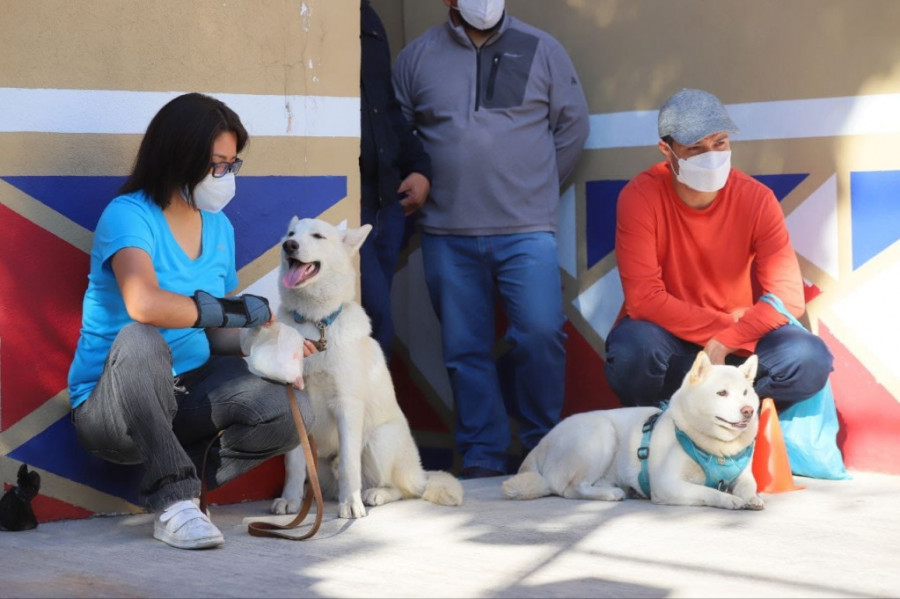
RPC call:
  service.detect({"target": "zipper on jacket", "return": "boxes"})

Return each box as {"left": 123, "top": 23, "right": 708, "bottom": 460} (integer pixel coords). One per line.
{"left": 475, "top": 47, "right": 483, "bottom": 111}
{"left": 486, "top": 53, "right": 502, "bottom": 102}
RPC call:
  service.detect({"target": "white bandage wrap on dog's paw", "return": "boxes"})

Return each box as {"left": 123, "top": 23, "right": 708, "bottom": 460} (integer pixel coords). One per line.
{"left": 239, "top": 327, "right": 260, "bottom": 357}
{"left": 243, "top": 322, "right": 304, "bottom": 384}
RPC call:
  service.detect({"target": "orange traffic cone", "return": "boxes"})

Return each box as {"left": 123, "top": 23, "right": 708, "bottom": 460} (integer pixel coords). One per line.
{"left": 752, "top": 397, "right": 804, "bottom": 493}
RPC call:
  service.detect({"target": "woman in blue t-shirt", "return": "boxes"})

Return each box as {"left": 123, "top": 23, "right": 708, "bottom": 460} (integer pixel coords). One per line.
{"left": 67, "top": 93, "right": 313, "bottom": 550}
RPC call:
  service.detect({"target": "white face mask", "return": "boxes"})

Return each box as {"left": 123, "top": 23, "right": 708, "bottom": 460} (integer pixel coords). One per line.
{"left": 669, "top": 146, "right": 732, "bottom": 193}
{"left": 455, "top": 0, "right": 505, "bottom": 31}
{"left": 190, "top": 172, "right": 236, "bottom": 212}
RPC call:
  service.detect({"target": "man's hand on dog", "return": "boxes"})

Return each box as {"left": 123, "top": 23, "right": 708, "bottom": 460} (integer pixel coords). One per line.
{"left": 705, "top": 307, "right": 748, "bottom": 364}
{"left": 704, "top": 337, "right": 737, "bottom": 365}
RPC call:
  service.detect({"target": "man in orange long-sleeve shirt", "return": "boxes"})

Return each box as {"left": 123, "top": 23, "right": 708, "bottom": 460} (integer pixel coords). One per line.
{"left": 605, "top": 88, "right": 833, "bottom": 408}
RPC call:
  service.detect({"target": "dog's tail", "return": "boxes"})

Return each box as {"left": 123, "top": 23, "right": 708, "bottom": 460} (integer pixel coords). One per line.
{"left": 501, "top": 471, "right": 551, "bottom": 500}
{"left": 422, "top": 471, "right": 464, "bottom": 506}
{"left": 502, "top": 451, "right": 550, "bottom": 500}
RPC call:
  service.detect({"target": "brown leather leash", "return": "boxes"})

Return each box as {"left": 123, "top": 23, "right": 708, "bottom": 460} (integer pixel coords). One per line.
{"left": 199, "top": 384, "right": 324, "bottom": 540}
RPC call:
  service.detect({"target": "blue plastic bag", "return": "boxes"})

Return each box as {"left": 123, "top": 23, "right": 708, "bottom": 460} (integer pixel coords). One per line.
{"left": 759, "top": 294, "right": 851, "bottom": 480}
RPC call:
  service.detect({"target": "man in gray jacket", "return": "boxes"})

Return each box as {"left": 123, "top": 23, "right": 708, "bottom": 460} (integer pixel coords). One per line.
{"left": 393, "top": 0, "right": 590, "bottom": 478}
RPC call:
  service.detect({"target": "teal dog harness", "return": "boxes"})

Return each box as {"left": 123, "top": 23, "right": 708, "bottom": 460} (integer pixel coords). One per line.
{"left": 637, "top": 403, "right": 754, "bottom": 497}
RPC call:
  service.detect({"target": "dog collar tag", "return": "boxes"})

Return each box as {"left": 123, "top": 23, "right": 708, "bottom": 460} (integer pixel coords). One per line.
{"left": 314, "top": 322, "right": 328, "bottom": 352}
{"left": 292, "top": 306, "right": 343, "bottom": 352}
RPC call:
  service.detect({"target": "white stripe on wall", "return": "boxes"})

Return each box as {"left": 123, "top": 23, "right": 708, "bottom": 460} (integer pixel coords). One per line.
{"left": 585, "top": 93, "right": 900, "bottom": 149}
{"left": 6, "top": 88, "right": 899, "bottom": 147}
{"left": 0, "top": 88, "right": 360, "bottom": 138}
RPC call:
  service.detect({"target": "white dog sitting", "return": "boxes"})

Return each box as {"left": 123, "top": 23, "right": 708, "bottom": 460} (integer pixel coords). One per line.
{"left": 252, "top": 217, "right": 463, "bottom": 519}
{"left": 502, "top": 352, "right": 764, "bottom": 510}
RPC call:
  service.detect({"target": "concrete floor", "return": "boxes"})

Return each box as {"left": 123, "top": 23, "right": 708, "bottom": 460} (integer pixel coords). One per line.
{"left": 1, "top": 471, "right": 898, "bottom": 598}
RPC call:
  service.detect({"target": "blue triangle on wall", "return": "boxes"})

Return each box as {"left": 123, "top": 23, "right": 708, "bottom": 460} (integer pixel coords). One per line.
{"left": 225, "top": 176, "right": 346, "bottom": 270}
{"left": 585, "top": 179, "right": 628, "bottom": 269}
{"left": 1, "top": 175, "right": 125, "bottom": 231}
{"left": 750, "top": 173, "right": 808, "bottom": 202}
{"left": 850, "top": 170, "right": 900, "bottom": 270}
{"left": 1, "top": 175, "right": 346, "bottom": 270}
{"left": 8, "top": 416, "right": 143, "bottom": 505}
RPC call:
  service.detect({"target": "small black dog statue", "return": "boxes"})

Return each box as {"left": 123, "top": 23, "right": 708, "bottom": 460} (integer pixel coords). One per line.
{"left": 0, "top": 463, "right": 40, "bottom": 531}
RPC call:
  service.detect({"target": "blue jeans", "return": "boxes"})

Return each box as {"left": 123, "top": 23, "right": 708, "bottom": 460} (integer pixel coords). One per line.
{"left": 604, "top": 317, "right": 834, "bottom": 408}
{"left": 360, "top": 193, "right": 407, "bottom": 360}
{"left": 420, "top": 232, "right": 566, "bottom": 473}
{"left": 73, "top": 324, "right": 309, "bottom": 512}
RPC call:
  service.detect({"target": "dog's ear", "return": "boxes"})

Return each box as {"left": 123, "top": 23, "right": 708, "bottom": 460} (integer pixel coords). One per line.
{"left": 739, "top": 354, "right": 759, "bottom": 384}
{"left": 688, "top": 351, "right": 713, "bottom": 386}
{"left": 342, "top": 224, "right": 373, "bottom": 254}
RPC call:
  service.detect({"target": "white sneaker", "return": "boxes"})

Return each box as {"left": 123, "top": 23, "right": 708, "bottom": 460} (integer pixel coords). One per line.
{"left": 191, "top": 497, "right": 211, "bottom": 518}
{"left": 154, "top": 499, "right": 224, "bottom": 549}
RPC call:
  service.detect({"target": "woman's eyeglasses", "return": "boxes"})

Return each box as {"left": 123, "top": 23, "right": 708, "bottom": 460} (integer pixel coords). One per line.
{"left": 210, "top": 158, "right": 243, "bottom": 178}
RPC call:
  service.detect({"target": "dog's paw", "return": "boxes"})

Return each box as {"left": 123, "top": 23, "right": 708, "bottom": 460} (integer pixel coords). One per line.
{"left": 742, "top": 495, "right": 766, "bottom": 511}
{"left": 718, "top": 494, "right": 747, "bottom": 510}
{"left": 599, "top": 487, "right": 627, "bottom": 502}
{"left": 338, "top": 500, "right": 367, "bottom": 519}
{"left": 362, "top": 488, "right": 389, "bottom": 506}
{"left": 362, "top": 486, "right": 403, "bottom": 506}
{"left": 338, "top": 492, "right": 367, "bottom": 519}
{"left": 270, "top": 496, "right": 303, "bottom": 515}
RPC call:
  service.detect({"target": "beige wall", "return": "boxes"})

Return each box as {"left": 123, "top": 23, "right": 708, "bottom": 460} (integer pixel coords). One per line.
{"left": 1, "top": 0, "right": 360, "bottom": 205}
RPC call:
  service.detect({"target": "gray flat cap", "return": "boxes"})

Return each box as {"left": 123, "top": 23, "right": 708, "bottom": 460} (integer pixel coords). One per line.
{"left": 658, "top": 88, "right": 739, "bottom": 145}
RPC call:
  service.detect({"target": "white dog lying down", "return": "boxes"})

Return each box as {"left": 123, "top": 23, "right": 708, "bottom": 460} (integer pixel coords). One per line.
{"left": 503, "top": 352, "right": 764, "bottom": 510}
{"left": 246, "top": 217, "right": 463, "bottom": 519}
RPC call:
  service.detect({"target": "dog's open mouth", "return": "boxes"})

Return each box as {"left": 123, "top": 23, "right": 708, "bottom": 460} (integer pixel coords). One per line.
{"left": 716, "top": 416, "right": 750, "bottom": 430}
{"left": 282, "top": 258, "right": 320, "bottom": 288}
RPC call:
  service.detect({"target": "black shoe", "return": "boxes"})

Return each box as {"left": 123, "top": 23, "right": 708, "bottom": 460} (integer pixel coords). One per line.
{"left": 458, "top": 466, "right": 505, "bottom": 480}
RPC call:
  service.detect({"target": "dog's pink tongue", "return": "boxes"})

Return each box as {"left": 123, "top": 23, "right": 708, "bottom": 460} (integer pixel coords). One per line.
{"left": 282, "top": 262, "right": 315, "bottom": 288}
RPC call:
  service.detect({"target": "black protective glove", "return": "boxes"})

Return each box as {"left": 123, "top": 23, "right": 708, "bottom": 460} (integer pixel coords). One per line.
{"left": 192, "top": 290, "right": 271, "bottom": 329}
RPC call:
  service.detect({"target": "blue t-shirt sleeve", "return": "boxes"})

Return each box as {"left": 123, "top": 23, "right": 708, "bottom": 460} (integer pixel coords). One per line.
{"left": 94, "top": 197, "right": 155, "bottom": 267}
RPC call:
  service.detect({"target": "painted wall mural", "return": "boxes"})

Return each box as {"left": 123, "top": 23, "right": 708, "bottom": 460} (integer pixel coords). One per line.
{"left": 0, "top": 90, "right": 354, "bottom": 520}
{"left": 0, "top": 0, "right": 361, "bottom": 521}
{"left": 3, "top": 0, "right": 900, "bottom": 524}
